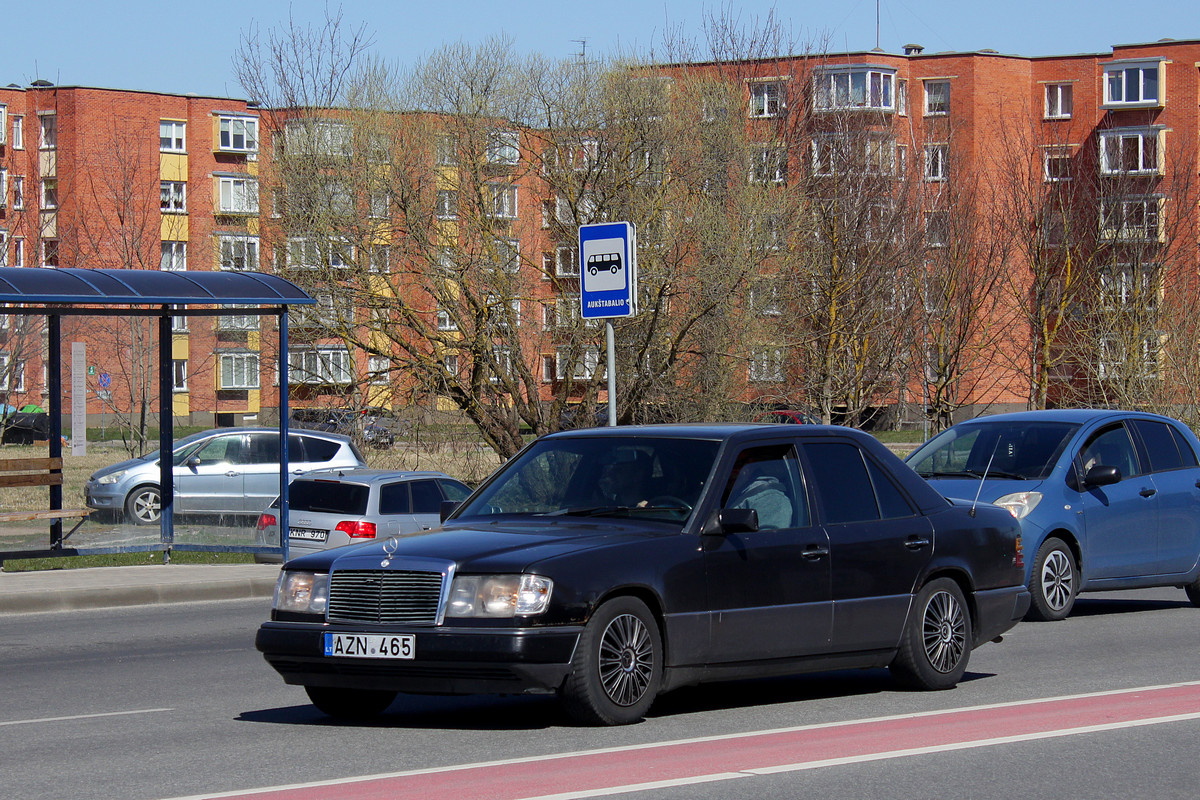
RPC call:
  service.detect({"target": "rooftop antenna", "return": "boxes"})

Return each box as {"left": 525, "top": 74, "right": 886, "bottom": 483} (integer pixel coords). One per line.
{"left": 572, "top": 38, "right": 588, "bottom": 62}
{"left": 876, "top": 0, "right": 881, "bottom": 50}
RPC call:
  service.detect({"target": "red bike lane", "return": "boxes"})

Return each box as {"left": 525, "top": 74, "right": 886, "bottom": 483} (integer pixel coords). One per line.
{"left": 179, "top": 681, "right": 1200, "bottom": 800}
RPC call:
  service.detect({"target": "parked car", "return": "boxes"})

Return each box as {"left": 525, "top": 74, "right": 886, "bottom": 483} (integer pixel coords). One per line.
{"left": 906, "top": 409, "right": 1200, "bottom": 621}
{"left": 290, "top": 408, "right": 396, "bottom": 449}
{"left": 257, "top": 423, "right": 1028, "bottom": 725}
{"left": 85, "top": 427, "right": 367, "bottom": 525}
{"left": 255, "top": 469, "right": 473, "bottom": 561}
{"left": 753, "top": 408, "right": 821, "bottom": 425}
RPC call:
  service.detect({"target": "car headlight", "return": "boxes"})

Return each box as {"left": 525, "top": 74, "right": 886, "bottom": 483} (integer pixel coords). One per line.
{"left": 97, "top": 470, "right": 127, "bottom": 485}
{"left": 993, "top": 491, "right": 1042, "bottom": 520}
{"left": 445, "top": 574, "right": 553, "bottom": 618}
{"left": 273, "top": 571, "right": 329, "bottom": 615}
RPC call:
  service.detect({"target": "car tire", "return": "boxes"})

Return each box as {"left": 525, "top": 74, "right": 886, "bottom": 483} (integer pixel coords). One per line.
{"left": 124, "top": 485, "right": 161, "bottom": 525}
{"left": 561, "top": 596, "right": 662, "bottom": 726}
{"left": 1027, "top": 537, "right": 1077, "bottom": 621}
{"left": 304, "top": 686, "right": 397, "bottom": 719}
{"left": 890, "top": 577, "right": 972, "bottom": 691}
{"left": 1184, "top": 577, "right": 1200, "bottom": 607}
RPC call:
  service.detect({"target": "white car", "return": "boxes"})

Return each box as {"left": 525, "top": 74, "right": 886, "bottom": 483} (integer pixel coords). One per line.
{"left": 85, "top": 427, "right": 367, "bottom": 525}
{"left": 256, "top": 469, "right": 472, "bottom": 560}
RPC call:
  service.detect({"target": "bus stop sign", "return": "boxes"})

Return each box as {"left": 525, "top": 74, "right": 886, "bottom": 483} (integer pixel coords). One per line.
{"left": 579, "top": 222, "right": 636, "bottom": 319}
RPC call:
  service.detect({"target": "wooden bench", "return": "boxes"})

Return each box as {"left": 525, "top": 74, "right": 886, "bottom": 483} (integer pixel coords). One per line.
{"left": 0, "top": 457, "right": 93, "bottom": 527}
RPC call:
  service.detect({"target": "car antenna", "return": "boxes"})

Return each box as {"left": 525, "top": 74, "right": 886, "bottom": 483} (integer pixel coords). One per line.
{"left": 969, "top": 440, "right": 1000, "bottom": 518}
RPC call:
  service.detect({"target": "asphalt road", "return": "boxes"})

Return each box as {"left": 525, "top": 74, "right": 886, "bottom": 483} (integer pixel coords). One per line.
{"left": 3, "top": 589, "right": 1200, "bottom": 800}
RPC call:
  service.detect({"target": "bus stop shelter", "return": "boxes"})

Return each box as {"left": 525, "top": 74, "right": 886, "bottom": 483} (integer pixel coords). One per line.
{"left": 0, "top": 267, "right": 315, "bottom": 564}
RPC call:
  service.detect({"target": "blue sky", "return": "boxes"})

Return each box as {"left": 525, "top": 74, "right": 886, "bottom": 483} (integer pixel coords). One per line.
{"left": 8, "top": 0, "right": 1199, "bottom": 98}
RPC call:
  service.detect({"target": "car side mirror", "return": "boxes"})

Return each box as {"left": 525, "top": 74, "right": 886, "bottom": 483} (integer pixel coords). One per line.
{"left": 700, "top": 507, "right": 759, "bottom": 536}
{"left": 186, "top": 455, "right": 202, "bottom": 469}
{"left": 1084, "top": 464, "right": 1121, "bottom": 487}
{"left": 440, "top": 500, "right": 460, "bottom": 522}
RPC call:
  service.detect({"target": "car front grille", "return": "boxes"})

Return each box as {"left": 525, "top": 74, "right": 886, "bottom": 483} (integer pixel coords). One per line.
{"left": 327, "top": 569, "right": 445, "bottom": 625}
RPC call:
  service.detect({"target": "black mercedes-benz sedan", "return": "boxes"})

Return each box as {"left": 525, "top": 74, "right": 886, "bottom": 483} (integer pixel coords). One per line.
{"left": 256, "top": 424, "right": 1030, "bottom": 725}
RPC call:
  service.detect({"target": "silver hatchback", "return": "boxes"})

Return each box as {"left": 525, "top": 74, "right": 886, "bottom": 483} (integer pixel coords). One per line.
{"left": 85, "top": 427, "right": 367, "bottom": 525}
{"left": 256, "top": 469, "right": 472, "bottom": 560}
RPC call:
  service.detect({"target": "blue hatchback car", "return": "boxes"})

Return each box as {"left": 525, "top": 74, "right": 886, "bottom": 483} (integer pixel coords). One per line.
{"left": 906, "top": 409, "right": 1200, "bottom": 620}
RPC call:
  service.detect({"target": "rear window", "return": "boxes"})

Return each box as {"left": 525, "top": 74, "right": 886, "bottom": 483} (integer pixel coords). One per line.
{"left": 289, "top": 480, "right": 369, "bottom": 514}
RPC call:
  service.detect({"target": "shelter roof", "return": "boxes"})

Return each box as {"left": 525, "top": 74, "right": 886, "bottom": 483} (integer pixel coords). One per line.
{"left": 0, "top": 268, "right": 314, "bottom": 306}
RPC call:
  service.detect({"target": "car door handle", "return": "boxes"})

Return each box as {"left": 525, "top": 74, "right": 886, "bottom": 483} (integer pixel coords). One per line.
{"left": 904, "top": 535, "right": 931, "bottom": 550}
{"left": 1140, "top": 487, "right": 1157, "bottom": 498}
{"left": 801, "top": 545, "right": 829, "bottom": 560}
{"left": 225, "top": 470, "right": 240, "bottom": 477}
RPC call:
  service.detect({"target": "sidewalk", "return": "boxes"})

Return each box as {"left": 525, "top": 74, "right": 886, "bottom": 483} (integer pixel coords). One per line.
{"left": 0, "top": 563, "right": 280, "bottom": 614}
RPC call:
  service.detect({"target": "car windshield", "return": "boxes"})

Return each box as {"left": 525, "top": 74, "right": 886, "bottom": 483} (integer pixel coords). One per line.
{"left": 455, "top": 436, "right": 721, "bottom": 523}
{"left": 908, "top": 420, "right": 1079, "bottom": 481}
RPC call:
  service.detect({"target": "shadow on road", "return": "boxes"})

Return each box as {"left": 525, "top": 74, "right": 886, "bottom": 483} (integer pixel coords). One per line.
{"left": 1070, "top": 595, "right": 1191, "bottom": 617}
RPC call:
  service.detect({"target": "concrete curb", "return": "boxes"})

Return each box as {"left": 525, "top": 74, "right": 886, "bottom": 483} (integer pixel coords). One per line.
{"left": 0, "top": 564, "right": 280, "bottom": 614}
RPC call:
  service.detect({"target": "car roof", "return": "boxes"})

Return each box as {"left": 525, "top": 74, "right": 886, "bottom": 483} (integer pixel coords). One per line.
{"left": 948, "top": 409, "right": 1181, "bottom": 426}
{"left": 293, "top": 468, "right": 456, "bottom": 484}
{"left": 188, "top": 426, "right": 355, "bottom": 443}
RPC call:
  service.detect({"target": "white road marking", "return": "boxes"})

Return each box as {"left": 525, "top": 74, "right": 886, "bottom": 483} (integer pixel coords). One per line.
{"left": 0, "top": 708, "right": 173, "bottom": 727}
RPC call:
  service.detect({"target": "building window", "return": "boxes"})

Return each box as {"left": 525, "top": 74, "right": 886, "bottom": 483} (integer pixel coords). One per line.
{"left": 749, "top": 81, "right": 786, "bottom": 118}
{"left": 170, "top": 304, "right": 188, "bottom": 332}
{"left": 1099, "top": 129, "right": 1162, "bottom": 176}
{"left": 486, "top": 130, "right": 520, "bottom": 165}
{"left": 1045, "top": 84, "right": 1073, "bottom": 119}
{"left": 486, "top": 184, "right": 518, "bottom": 218}
{"left": 0, "top": 169, "right": 6, "bottom": 207}
{"left": 11, "top": 115, "right": 22, "bottom": 150}
{"left": 1098, "top": 334, "right": 1159, "bottom": 380}
{"left": 219, "top": 352, "right": 260, "bottom": 390}
{"left": 750, "top": 144, "right": 788, "bottom": 185}
{"left": 160, "top": 120, "right": 186, "bottom": 152}
{"left": 172, "top": 360, "right": 188, "bottom": 392}
{"left": 1103, "top": 61, "right": 1162, "bottom": 107}
{"left": 443, "top": 353, "right": 459, "bottom": 377}
{"left": 283, "top": 119, "right": 351, "bottom": 157}
{"left": 435, "top": 134, "right": 459, "bottom": 166}
{"left": 41, "top": 179, "right": 58, "bottom": 210}
{"left": 897, "top": 80, "right": 908, "bottom": 115}
{"left": 924, "top": 81, "right": 950, "bottom": 116}
{"left": 160, "top": 181, "right": 186, "bottom": 213}
{"left": 557, "top": 347, "right": 600, "bottom": 380}
{"left": 368, "top": 355, "right": 391, "bottom": 385}
{"left": 1044, "top": 147, "right": 1073, "bottom": 182}
{"left": 750, "top": 281, "right": 781, "bottom": 316}
{"left": 436, "top": 307, "right": 458, "bottom": 331}
{"left": 42, "top": 239, "right": 59, "bottom": 267}
{"left": 0, "top": 354, "right": 27, "bottom": 393}
{"left": 1099, "top": 264, "right": 1159, "bottom": 310}
{"left": 218, "top": 116, "right": 258, "bottom": 153}
{"left": 489, "top": 238, "right": 520, "bottom": 273}
{"left": 0, "top": 231, "right": 7, "bottom": 267}
{"left": 490, "top": 346, "right": 514, "bottom": 382}
{"left": 217, "top": 304, "right": 258, "bottom": 331}
{"left": 749, "top": 347, "right": 785, "bottom": 382}
{"left": 161, "top": 241, "right": 187, "bottom": 271}
{"left": 369, "top": 191, "right": 390, "bottom": 219}
{"left": 924, "top": 144, "right": 948, "bottom": 181}
{"left": 556, "top": 246, "right": 578, "bottom": 277}
{"left": 218, "top": 234, "right": 258, "bottom": 271}
{"left": 865, "top": 136, "right": 895, "bottom": 175}
{"left": 39, "top": 114, "right": 56, "bottom": 149}
{"left": 11, "top": 238, "right": 22, "bottom": 267}
{"left": 367, "top": 244, "right": 390, "bottom": 273}
{"left": 925, "top": 210, "right": 950, "bottom": 247}
{"left": 217, "top": 177, "right": 258, "bottom": 214}
{"left": 289, "top": 347, "right": 353, "bottom": 386}
{"left": 435, "top": 189, "right": 458, "bottom": 219}
{"left": 11, "top": 176, "right": 22, "bottom": 210}
{"left": 813, "top": 69, "right": 895, "bottom": 111}
{"left": 1100, "top": 197, "right": 1164, "bottom": 242}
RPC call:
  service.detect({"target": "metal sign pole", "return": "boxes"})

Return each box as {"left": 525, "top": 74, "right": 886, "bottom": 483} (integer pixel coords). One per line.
{"left": 606, "top": 321, "right": 617, "bottom": 427}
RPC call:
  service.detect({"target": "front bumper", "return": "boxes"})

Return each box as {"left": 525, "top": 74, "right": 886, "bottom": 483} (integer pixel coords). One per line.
{"left": 973, "top": 585, "right": 1032, "bottom": 644}
{"left": 256, "top": 621, "right": 582, "bottom": 695}
{"left": 84, "top": 482, "right": 123, "bottom": 510}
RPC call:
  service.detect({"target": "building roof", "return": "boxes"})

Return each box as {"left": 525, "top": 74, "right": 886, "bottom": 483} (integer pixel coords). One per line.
{"left": 0, "top": 268, "right": 314, "bottom": 306}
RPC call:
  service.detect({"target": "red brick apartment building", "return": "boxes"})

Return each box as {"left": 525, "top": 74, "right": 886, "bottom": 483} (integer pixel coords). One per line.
{"left": 1, "top": 38, "right": 1198, "bottom": 429}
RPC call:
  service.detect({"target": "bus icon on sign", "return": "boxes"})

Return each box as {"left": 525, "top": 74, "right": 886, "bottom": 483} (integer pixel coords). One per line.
{"left": 581, "top": 237, "right": 627, "bottom": 292}
{"left": 587, "top": 253, "right": 622, "bottom": 275}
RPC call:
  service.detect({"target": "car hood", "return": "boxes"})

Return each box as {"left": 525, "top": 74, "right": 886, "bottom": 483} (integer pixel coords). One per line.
{"left": 286, "top": 518, "right": 674, "bottom": 573}
{"left": 923, "top": 476, "right": 1047, "bottom": 504}
{"left": 89, "top": 454, "right": 157, "bottom": 479}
